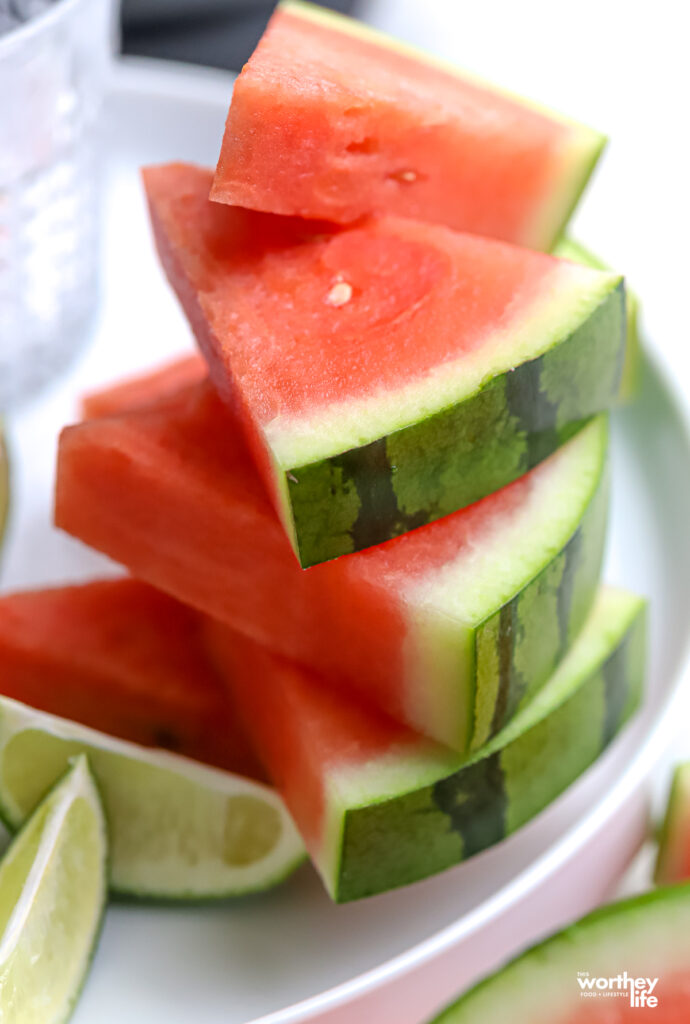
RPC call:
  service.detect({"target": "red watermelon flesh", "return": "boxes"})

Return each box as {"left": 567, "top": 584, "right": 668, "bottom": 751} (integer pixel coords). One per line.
{"left": 430, "top": 880, "right": 690, "bottom": 1022}
{"left": 204, "top": 621, "right": 422, "bottom": 857}
{"left": 0, "top": 578, "right": 263, "bottom": 778}
{"left": 150, "top": 164, "right": 553, "bottom": 425}
{"left": 561, "top": 984, "right": 690, "bottom": 1022}
{"left": 144, "top": 162, "right": 621, "bottom": 567}
{"left": 82, "top": 353, "right": 205, "bottom": 421}
{"left": 655, "top": 764, "right": 690, "bottom": 886}
{"left": 56, "top": 363, "right": 608, "bottom": 753}
{"left": 204, "top": 586, "right": 645, "bottom": 901}
{"left": 212, "top": 2, "right": 604, "bottom": 250}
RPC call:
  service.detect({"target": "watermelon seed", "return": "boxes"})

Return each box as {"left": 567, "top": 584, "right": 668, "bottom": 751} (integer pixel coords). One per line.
{"left": 391, "top": 169, "right": 419, "bottom": 184}
{"left": 326, "top": 281, "right": 353, "bottom": 307}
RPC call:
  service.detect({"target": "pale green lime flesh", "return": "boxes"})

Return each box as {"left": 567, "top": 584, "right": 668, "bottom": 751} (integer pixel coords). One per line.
{"left": 0, "top": 756, "right": 106, "bottom": 1024}
{"left": 0, "top": 700, "right": 305, "bottom": 900}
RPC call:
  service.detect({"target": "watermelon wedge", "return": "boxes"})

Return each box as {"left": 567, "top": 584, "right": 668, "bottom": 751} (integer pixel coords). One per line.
{"left": 554, "top": 236, "right": 640, "bottom": 402}
{"left": 429, "top": 882, "right": 687, "bottom": 1023}
{"left": 56, "top": 367, "right": 608, "bottom": 753}
{"left": 146, "top": 163, "right": 624, "bottom": 567}
{"left": 655, "top": 764, "right": 690, "bottom": 886}
{"left": 212, "top": 1, "right": 605, "bottom": 251}
{"left": 0, "top": 578, "right": 263, "bottom": 778}
{"left": 208, "top": 588, "right": 645, "bottom": 901}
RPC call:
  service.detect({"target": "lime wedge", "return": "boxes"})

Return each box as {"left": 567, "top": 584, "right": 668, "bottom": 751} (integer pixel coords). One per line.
{"left": 0, "top": 755, "right": 106, "bottom": 1024}
{"left": 0, "top": 697, "right": 305, "bottom": 899}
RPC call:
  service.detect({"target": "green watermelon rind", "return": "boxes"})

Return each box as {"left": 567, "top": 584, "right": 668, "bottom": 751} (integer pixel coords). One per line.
{"left": 283, "top": 278, "right": 625, "bottom": 567}
{"left": 553, "top": 235, "right": 640, "bottom": 402}
{"left": 468, "top": 419, "right": 609, "bottom": 750}
{"left": 654, "top": 762, "right": 690, "bottom": 886}
{"left": 322, "top": 587, "right": 645, "bottom": 902}
{"left": 410, "top": 414, "right": 610, "bottom": 752}
{"left": 430, "top": 881, "right": 690, "bottom": 1022}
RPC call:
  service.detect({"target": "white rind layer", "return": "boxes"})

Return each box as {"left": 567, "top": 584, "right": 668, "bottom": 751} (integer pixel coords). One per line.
{"left": 264, "top": 261, "right": 618, "bottom": 471}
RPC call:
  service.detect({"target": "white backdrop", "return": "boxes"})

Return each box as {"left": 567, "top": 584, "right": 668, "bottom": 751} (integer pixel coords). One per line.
{"left": 362, "top": 0, "right": 689, "bottom": 385}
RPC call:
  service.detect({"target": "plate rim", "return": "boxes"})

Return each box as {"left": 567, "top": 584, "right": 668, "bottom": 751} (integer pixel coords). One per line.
{"left": 103, "top": 56, "right": 690, "bottom": 1024}
{"left": 255, "top": 345, "right": 690, "bottom": 1023}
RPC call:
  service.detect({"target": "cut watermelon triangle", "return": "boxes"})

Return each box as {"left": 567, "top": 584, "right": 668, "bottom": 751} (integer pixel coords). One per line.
{"left": 56, "top": 361, "right": 609, "bottom": 754}
{"left": 207, "top": 587, "right": 646, "bottom": 901}
{"left": 0, "top": 578, "right": 264, "bottom": 779}
{"left": 212, "top": 1, "right": 604, "bottom": 251}
{"left": 431, "top": 881, "right": 687, "bottom": 1022}
{"left": 145, "top": 162, "right": 624, "bottom": 567}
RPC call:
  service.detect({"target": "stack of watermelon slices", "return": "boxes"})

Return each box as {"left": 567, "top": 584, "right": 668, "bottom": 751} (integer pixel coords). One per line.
{"left": 9, "top": 1, "right": 646, "bottom": 901}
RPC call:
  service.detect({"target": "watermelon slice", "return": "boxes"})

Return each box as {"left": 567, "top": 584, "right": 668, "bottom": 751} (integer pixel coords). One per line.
{"left": 211, "top": 1, "right": 605, "bottom": 251}
{"left": 655, "top": 764, "right": 690, "bottom": 886}
{"left": 146, "top": 163, "right": 624, "bottom": 567}
{"left": 430, "top": 882, "right": 687, "bottom": 1023}
{"left": 208, "top": 588, "right": 645, "bottom": 901}
{"left": 554, "top": 236, "right": 640, "bottom": 402}
{"left": 56, "top": 367, "right": 609, "bottom": 753}
{"left": 0, "top": 578, "right": 263, "bottom": 778}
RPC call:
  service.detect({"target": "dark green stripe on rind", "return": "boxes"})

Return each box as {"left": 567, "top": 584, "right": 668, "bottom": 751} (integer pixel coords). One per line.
{"left": 601, "top": 617, "right": 645, "bottom": 748}
{"left": 335, "top": 593, "right": 645, "bottom": 902}
{"left": 472, "top": 423, "right": 610, "bottom": 749}
{"left": 330, "top": 439, "right": 427, "bottom": 554}
{"left": 287, "top": 282, "right": 625, "bottom": 567}
{"left": 431, "top": 753, "right": 506, "bottom": 860}
{"left": 501, "top": 607, "right": 645, "bottom": 835}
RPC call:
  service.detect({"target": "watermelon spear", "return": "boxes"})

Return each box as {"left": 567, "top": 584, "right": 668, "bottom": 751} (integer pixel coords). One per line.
{"left": 428, "top": 882, "right": 690, "bottom": 1022}
{"left": 56, "top": 365, "right": 609, "bottom": 755}
{"left": 213, "top": 0, "right": 605, "bottom": 249}
{"left": 146, "top": 162, "right": 624, "bottom": 568}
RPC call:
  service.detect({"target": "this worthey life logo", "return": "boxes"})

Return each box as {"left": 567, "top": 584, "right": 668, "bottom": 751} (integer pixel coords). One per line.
{"left": 577, "top": 972, "right": 659, "bottom": 1009}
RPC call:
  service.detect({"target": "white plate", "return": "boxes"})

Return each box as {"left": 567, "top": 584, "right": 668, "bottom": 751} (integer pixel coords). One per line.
{"left": 2, "top": 58, "right": 690, "bottom": 1024}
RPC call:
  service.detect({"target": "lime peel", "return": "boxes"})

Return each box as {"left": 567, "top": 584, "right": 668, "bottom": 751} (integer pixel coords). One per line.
{"left": 0, "top": 755, "right": 107, "bottom": 1024}
{"left": 0, "top": 697, "right": 305, "bottom": 900}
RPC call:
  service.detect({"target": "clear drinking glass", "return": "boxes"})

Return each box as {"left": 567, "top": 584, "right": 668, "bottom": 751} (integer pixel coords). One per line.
{"left": 0, "top": 0, "right": 115, "bottom": 410}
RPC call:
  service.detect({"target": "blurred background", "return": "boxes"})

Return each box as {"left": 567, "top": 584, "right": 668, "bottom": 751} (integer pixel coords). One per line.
{"left": 122, "top": 0, "right": 356, "bottom": 69}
